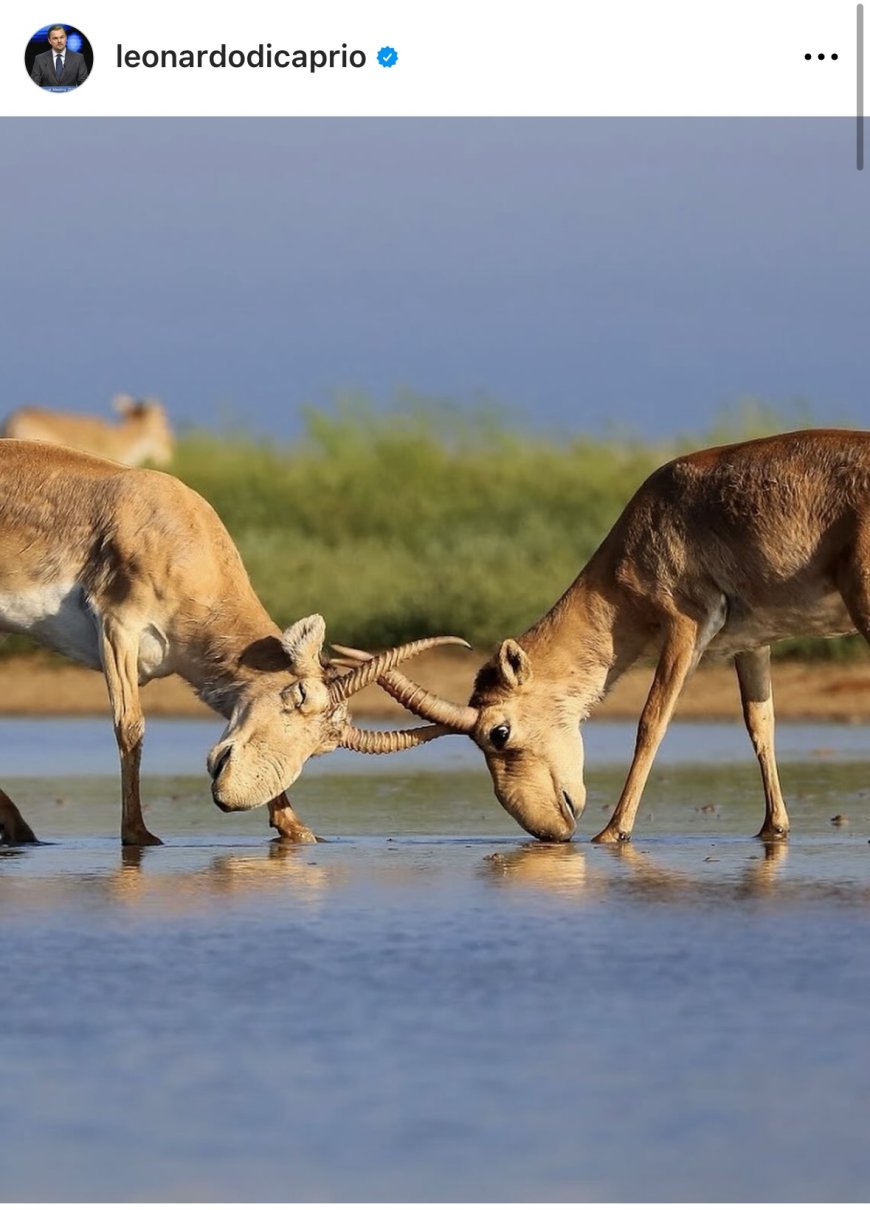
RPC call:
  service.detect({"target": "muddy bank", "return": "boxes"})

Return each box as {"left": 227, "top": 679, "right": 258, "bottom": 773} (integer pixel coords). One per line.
{"left": 3, "top": 651, "right": 870, "bottom": 723}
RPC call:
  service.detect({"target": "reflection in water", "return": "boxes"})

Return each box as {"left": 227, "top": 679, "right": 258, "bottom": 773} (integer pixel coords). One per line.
{"left": 479, "top": 838, "right": 791, "bottom": 903}
{"left": 5, "top": 828, "right": 870, "bottom": 1202}
{"left": 111, "top": 842, "right": 333, "bottom": 914}
{"left": 5, "top": 743, "right": 870, "bottom": 1204}
{"left": 482, "top": 842, "right": 589, "bottom": 895}
{"left": 744, "top": 841, "right": 790, "bottom": 895}
{"left": 1, "top": 842, "right": 335, "bottom": 918}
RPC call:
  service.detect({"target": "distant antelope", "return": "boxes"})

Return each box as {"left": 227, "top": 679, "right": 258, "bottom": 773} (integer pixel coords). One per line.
{"left": 340, "top": 429, "right": 870, "bottom": 844}
{"left": 0, "top": 440, "right": 460, "bottom": 848}
{"left": 2, "top": 395, "right": 175, "bottom": 467}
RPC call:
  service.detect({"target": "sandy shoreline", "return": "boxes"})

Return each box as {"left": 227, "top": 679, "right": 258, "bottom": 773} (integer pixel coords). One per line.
{"left": 3, "top": 650, "right": 870, "bottom": 724}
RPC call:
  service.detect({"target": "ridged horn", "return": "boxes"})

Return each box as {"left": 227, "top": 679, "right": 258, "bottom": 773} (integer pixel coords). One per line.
{"left": 328, "top": 635, "right": 469, "bottom": 705}
{"left": 380, "top": 671, "right": 478, "bottom": 732}
{"left": 340, "top": 722, "right": 453, "bottom": 753}
{"left": 332, "top": 643, "right": 478, "bottom": 733}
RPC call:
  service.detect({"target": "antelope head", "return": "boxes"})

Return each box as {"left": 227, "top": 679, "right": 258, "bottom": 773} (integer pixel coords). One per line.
{"left": 334, "top": 637, "right": 585, "bottom": 842}
{"left": 113, "top": 394, "right": 174, "bottom": 466}
{"left": 208, "top": 615, "right": 463, "bottom": 811}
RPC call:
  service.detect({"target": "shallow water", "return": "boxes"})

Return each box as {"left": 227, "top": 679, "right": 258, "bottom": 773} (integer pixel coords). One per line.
{"left": 3, "top": 719, "right": 870, "bottom": 1200}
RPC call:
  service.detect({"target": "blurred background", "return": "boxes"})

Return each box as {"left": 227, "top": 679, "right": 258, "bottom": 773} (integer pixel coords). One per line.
{"left": 2, "top": 117, "right": 866, "bottom": 650}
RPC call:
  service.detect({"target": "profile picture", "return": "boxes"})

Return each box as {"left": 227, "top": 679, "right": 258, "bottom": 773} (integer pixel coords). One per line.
{"left": 25, "top": 23, "right": 92, "bottom": 91}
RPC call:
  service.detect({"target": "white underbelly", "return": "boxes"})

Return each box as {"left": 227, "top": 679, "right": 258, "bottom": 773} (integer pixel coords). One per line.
{"left": 0, "top": 582, "right": 171, "bottom": 680}
{"left": 0, "top": 582, "right": 102, "bottom": 668}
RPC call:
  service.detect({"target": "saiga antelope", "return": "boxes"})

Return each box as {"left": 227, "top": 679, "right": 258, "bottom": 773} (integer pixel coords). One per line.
{"left": 2, "top": 395, "right": 175, "bottom": 467}
{"left": 0, "top": 440, "right": 459, "bottom": 847}
{"left": 341, "top": 430, "right": 870, "bottom": 844}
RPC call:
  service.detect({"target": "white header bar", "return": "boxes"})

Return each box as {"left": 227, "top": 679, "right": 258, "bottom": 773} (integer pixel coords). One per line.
{"left": 1, "top": 1, "right": 860, "bottom": 117}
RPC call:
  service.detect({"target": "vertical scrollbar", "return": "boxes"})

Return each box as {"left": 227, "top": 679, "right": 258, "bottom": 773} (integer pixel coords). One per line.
{"left": 859, "top": 4, "right": 864, "bottom": 169}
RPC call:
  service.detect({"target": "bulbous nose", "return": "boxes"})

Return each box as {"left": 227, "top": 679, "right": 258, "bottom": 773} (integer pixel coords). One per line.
{"left": 561, "top": 791, "right": 578, "bottom": 827}
{"left": 207, "top": 743, "right": 231, "bottom": 780}
{"left": 537, "top": 818, "right": 576, "bottom": 843}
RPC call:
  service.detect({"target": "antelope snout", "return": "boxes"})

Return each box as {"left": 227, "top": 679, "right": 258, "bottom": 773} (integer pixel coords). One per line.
{"left": 542, "top": 809, "right": 577, "bottom": 843}
{"left": 560, "top": 790, "right": 580, "bottom": 829}
{"left": 208, "top": 742, "right": 249, "bottom": 812}
{"left": 523, "top": 787, "right": 582, "bottom": 842}
{"left": 207, "top": 742, "right": 231, "bottom": 781}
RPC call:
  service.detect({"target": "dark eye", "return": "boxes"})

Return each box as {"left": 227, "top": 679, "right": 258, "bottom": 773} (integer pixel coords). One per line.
{"left": 489, "top": 723, "right": 510, "bottom": 750}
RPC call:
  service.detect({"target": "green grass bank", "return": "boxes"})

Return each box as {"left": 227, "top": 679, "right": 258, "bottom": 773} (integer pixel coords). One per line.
{"left": 160, "top": 399, "right": 865, "bottom": 662}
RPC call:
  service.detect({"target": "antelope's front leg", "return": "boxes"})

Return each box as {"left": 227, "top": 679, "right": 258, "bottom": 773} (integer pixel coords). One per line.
{"left": 268, "top": 790, "right": 317, "bottom": 843}
{"left": 592, "top": 607, "right": 723, "bottom": 843}
{"left": 101, "top": 620, "right": 161, "bottom": 847}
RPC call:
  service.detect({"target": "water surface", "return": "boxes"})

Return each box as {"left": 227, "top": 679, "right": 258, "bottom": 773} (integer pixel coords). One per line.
{"left": 3, "top": 719, "right": 870, "bottom": 1201}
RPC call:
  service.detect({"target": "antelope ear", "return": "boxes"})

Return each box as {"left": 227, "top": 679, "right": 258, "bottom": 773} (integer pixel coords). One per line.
{"left": 496, "top": 639, "right": 532, "bottom": 688}
{"left": 112, "top": 393, "right": 136, "bottom": 416}
{"left": 281, "top": 614, "right": 327, "bottom": 676}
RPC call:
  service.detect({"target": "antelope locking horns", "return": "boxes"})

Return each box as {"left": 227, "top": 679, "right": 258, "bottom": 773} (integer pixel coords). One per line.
{"left": 328, "top": 635, "right": 470, "bottom": 706}
{"left": 339, "top": 723, "right": 454, "bottom": 753}
{"left": 331, "top": 644, "right": 479, "bottom": 733}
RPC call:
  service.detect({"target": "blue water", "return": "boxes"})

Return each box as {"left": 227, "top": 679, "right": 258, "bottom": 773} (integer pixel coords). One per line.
{"left": 0, "top": 714, "right": 865, "bottom": 776}
{"left": 3, "top": 718, "right": 870, "bottom": 1200}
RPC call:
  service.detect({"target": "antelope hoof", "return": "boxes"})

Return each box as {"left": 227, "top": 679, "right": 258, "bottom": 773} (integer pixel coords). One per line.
{"left": 756, "top": 825, "right": 789, "bottom": 842}
{"left": 0, "top": 823, "right": 40, "bottom": 845}
{"left": 122, "top": 831, "right": 163, "bottom": 847}
{"left": 0, "top": 797, "right": 40, "bottom": 844}
{"left": 271, "top": 823, "right": 318, "bottom": 844}
{"left": 591, "top": 827, "right": 632, "bottom": 844}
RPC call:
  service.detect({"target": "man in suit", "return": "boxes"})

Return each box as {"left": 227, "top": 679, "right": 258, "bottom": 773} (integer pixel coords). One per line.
{"left": 31, "top": 25, "right": 88, "bottom": 88}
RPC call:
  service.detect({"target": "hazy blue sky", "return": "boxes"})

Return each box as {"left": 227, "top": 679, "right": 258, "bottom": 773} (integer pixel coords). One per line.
{"left": 2, "top": 118, "right": 866, "bottom": 439}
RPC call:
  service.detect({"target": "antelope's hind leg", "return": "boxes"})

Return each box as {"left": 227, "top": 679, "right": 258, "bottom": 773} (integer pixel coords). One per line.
{"left": 0, "top": 786, "right": 38, "bottom": 844}
{"left": 101, "top": 619, "right": 161, "bottom": 847}
{"left": 734, "top": 647, "right": 789, "bottom": 841}
{"left": 835, "top": 544, "right": 870, "bottom": 819}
